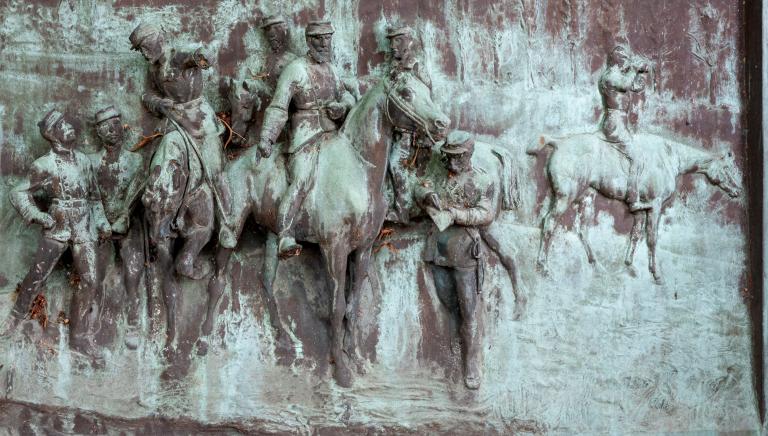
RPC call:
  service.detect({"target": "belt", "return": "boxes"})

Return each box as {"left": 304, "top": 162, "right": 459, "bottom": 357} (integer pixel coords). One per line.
{"left": 52, "top": 199, "right": 88, "bottom": 207}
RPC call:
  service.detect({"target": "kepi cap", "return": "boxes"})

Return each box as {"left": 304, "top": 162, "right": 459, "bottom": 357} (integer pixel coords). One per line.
{"left": 305, "top": 20, "right": 334, "bottom": 36}
{"left": 261, "top": 15, "right": 286, "bottom": 28}
{"left": 386, "top": 25, "right": 413, "bottom": 38}
{"left": 441, "top": 130, "right": 475, "bottom": 155}
{"left": 129, "top": 23, "right": 161, "bottom": 50}
{"left": 39, "top": 109, "right": 65, "bottom": 136}
{"left": 94, "top": 106, "right": 121, "bottom": 124}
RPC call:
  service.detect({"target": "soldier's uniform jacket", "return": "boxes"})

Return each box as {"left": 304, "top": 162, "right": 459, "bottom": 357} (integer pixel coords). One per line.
{"left": 11, "top": 146, "right": 110, "bottom": 244}
{"left": 264, "top": 50, "right": 299, "bottom": 95}
{"left": 598, "top": 65, "right": 645, "bottom": 145}
{"left": 97, "top": 146, "right": 143, "bottom": 234}
{"left": 418, "top": 167, "right": 495, "bottom": 269}
{"left": 142, "top": 47, "right": 225, "bottom": 178}
{"left": 261, "top": 55, "right": 356, "bottom": 154}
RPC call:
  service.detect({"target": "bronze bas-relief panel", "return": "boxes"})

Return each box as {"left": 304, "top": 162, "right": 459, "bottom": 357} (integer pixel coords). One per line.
{"left": 0, "top": 0, "right": 758, "bottom": 433}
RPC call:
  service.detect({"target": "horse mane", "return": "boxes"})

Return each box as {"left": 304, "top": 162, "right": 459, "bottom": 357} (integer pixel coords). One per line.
{"left": 340, "top": 80, "right": 386, "bottom": 151}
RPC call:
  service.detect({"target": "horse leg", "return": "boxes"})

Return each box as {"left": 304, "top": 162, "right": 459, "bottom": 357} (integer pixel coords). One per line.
{"left": 536, "top": 193, "right": 572, "bottom": 272}
{"left": 344, "top": 243, "right": 375, "bottom": 365}
{"left": 154, "top": 237, "right": 180, "bottom": 352}
{"left": 261, "top": 232, "right": 292, "bottom": 348}
{"left": 624, "top": 211, "right": 646, "bottom": 275}
{"left": 575, "top": 190, "right": 597, "bottom": 265}
{"left": 175, "top": 189, "right": 214, "bottom": 280}
{"left": 195, "top": 246, "right": 234, "bottom": 356}
{"left": 479, "top": 228, "right": 526, "bottom": 321}
{"left": 320, "top": 242, "right": 353, "bottom": 387}
{"left": 645, "top": 207, "right": 664, "bottom": 285}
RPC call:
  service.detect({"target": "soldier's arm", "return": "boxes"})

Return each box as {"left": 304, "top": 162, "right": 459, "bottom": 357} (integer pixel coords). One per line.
{"left": 259, "top": 64, "right": 300, "bottom": 145}
{"left": 10, "top": 162, "right": 54, "bottom": 228}
{"left": 142, "top": 79, "right": 169, "bottom": 116}
{"left": 114, "top": 157, "right": 146, "bottom": 234}
{"left": 450, "top": 183, "right": 495, "bottom": 227}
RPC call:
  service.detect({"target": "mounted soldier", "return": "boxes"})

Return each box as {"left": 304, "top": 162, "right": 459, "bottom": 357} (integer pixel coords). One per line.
{"left": 598, "top": 45, "right": 650, "bottom": 211}
{"left": 385, "top": 25, "right": 434, "bottom": 223}
{"left": 257, "top": 20, "right": 357, "bottom": 258}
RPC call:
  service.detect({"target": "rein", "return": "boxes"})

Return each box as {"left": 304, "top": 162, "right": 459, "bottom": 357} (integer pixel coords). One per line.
{"left": 384, "top": 78, "right": 436, "bottom": 144}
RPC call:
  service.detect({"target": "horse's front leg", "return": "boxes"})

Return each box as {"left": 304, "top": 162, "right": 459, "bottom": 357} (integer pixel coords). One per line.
{"left": 575, "top": 191, "right": 597, "bottom": 265}
{"left": 320, "top": 242, "right": 353, "bottom": 387}
{"left": 261, "top": 231, "right": 294, "bottom": 361}
{"left": 196, "top": 246, "right": 234, "bottom": 356}
{"left": 480, "top": 228, "right": 526, "bottom": 320}
{"left": 175, "top": 190, "right": 215, "bottom": 280}
{"left": 645, "top": 207, "right": 664, "bottom": 285}
{"left": 624, "top": 211, "right": 646, "bottom": 275}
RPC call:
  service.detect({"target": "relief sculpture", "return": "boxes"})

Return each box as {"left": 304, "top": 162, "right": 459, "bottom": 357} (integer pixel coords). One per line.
{"left": 0, "top": 3, "right": 754, "bottom": 432}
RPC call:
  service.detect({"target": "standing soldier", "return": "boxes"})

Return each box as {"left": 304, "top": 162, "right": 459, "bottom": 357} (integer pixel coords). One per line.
{"left": 8, "top": 109, "right": 112, "bottom": 357}
{"left": 257, "top": 20, "right": 356, "bottom": 257}
{"left": 385, "top": 25, "right": 433, "bottom": 223}
{"left": 598, "top": 45, "right": 650, "bottom": 211}
{"left": 93, "top": 106, "right": 145, "bottom": 348}
{"left": 416, "top": 131, "right": 493, "bottom": 390}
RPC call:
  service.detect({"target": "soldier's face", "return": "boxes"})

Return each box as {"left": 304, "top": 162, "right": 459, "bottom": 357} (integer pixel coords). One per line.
{"left": 265, "top": 24, "right": 287, "bottom": 52}
{"left": 389, "top": 35, "right": 412, "bottom": 60}
{"left": 444, "top": 152, "right": 472, "bottom": 174}
{"left": 96, "top": 117, "right": 124, "bottom": 146}
{"left": 307, "top": 34, "right": 332, "bottom": 63}
{"left": 55, "top": 119, "right": 76, "bottom": 147}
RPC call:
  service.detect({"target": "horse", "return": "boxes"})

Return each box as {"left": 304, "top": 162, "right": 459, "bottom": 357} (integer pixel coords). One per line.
{"left": 200, "top": 71, "right": 450, "bottom": 387}
{"left": 221, "top": 78, "right": 261, "bottom": 147}
{"left": 530, "top": 131, "right": 741, "bottom": 284}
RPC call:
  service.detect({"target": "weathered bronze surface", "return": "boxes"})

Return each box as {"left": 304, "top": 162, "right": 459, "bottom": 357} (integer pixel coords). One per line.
{"left": 0, "top": 1, "right": 760, "bottom": 433}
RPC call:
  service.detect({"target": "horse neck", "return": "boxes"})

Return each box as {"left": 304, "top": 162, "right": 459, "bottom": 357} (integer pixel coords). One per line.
{"left": 674, "top": 140, "right": 716, "bottom": 175}
{"left": 341, "top": 86, "right": 392, "bottom": 193}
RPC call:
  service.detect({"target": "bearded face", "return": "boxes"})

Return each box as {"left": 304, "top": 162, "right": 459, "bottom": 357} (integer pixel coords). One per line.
{"left": 389, "top": 34, "right": 413, "bottom": 61}
{"left": 139, "top": 34, "right": 164, "bottom": 63}
{"left": 96, "top": 117, "right": 124, "bottom": 147}
{"left": 265, "top": 24, "right": 288, "bottom": 53}
{"left": 444, "top": 152, "right": 473, "bottom": 175}
{"left": 307, "top": 34, "right": 332, "bottom": 63}
{"left": 52, "top": 118, "right": 77, "bottom": 148}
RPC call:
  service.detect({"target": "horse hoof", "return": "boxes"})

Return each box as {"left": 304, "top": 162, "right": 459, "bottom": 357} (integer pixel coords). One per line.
{"left": 626, "top": 265, "right": 638, "bottom": 278}
{"left": 195, "top": 339, "right": 209, "bottom": 356}
{"left": 653, "top": 276, "right": 664, "bottom": 286}
{"left": 124, "top": 329, "right": 140, "bottom": 350}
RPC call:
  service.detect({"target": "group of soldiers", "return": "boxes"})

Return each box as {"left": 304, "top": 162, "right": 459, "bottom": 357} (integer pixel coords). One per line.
{"left": 4, "top": 15, "right": 649, "bottom": 390}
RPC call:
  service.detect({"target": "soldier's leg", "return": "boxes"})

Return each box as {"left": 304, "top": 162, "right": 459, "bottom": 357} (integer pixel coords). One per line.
{"left": 119, "top": 223, "right": 144, "bottom": 328}
{"left": 69, "top": 241, "right": 102, "bottom": 355}
{"left": 276, "top": 150, "right": 315, "bottom": 255}
{"left": 454, "top": 267, "right": 482, "bottom": 389}
{"left": 10, "top": 238, "right": 68, "bottom": 321}
{"left": 175, "top": 187, "right": 215, "bottom": 280}
{"left": 387, "top": 134, "right": 411, "bottom": 223}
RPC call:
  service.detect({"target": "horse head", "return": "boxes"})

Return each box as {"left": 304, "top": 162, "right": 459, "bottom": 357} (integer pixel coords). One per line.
{"left": 225, "top": 78, "right": 260, "bottom": 146}
{"left": 384, "top": 71, "right": 449, "bottom": 144}
{"left": 699, "top": 150, "right": 742, "bottom": 198}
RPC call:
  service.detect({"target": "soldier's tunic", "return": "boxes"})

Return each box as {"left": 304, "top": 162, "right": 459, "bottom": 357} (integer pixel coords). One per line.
{"left": 260, "top": 54, "right": 355, "bottom": 235}
{"left": 97, "top": 146, "right": 143, "bottom": 233}
{"left": 419, "top": 168, "right": 495, "bottom": 274}
{"left": 12, "top": 146, "right": 109, "bottom": 245}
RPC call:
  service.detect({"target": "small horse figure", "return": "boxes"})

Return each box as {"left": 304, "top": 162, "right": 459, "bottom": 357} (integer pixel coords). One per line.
{"left": 201, "top": 71, "right": 450, "bottom": 387}
{"left": 531, "top": 132, "right": 741, "bottom": 284}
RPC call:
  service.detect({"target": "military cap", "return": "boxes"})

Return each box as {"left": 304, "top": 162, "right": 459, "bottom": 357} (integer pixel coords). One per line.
{"left": 39, "top": 109, "right": 65, "bottom": 136}
{"left": 305, "top": 21, "right": 334, "bottom": 36}
{"left": 441, "top": 130, "right": 475, "bottom": 154}
{"left": 129, "top": 23, "right": 161, "bottom": 50}
{"left": 261, "top": 15, "right": 286, "bottom": 28}
{"left": 94, "top": 106, "right": 121, "bottom": 124}
{"left": 386, "top": 25, "right": 413, "bottom": 39}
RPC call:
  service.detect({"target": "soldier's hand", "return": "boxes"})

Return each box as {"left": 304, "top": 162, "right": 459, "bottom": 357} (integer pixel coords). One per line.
{"left": 326, "top": 101, "right": 346, "bottom": 120}
{"left": 258, "top": 139, "right": 272, "bottom": 159}
{"left": 39, "top": 213, "right": 55, "bottom": 229}
{"left": 426, "top": 192, "right": 442, "bottom": 210}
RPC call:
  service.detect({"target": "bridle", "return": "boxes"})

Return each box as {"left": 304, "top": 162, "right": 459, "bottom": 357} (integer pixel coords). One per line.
{"left": 384, "top": 74, "right": 437, "bottom": 144}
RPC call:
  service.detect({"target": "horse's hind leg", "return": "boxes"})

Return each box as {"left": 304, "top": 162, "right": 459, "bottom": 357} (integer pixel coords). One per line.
{"left": 645, "top": 207, "right": 664, "bottom": 285}
{"left": 176, "top": 191, "right": 215, "bottom": 280}
{"left": 575, "top": 190, "right": 597, "bottom": 265}
{"left": 536, "top": 193, "right": 572, "bottom": 272}
{"left": 480, "top": 228, "right": 526, "bottom": 320}
{"left": 196, "top": 246, "right": 234, "bottom": 356}
{"left": 320, "top": 242, "right": 353, "bottom": 387}
{"left": 261, "top": 231, "right": 292, "bottom": 354}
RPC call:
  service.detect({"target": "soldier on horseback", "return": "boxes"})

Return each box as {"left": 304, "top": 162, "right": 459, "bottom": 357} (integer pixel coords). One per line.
{"left": 599, "top": 45, "right": 650, "bottom": 211}
{"left": 385, "top": 25, "right": 434, "bottom": 223}
{"left": 130, "top": 23, "right": 231, "bottom": 278}
{"left": 257, "top": 20, "right": 357, "bottom": 257}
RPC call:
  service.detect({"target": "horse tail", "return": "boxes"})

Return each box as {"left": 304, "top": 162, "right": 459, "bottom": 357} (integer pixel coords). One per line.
{"left": 526, "top": 135, "right": 557, "bottom": 155}
{"left": 490, "top": 145, "right": 519, "bottom": 210}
